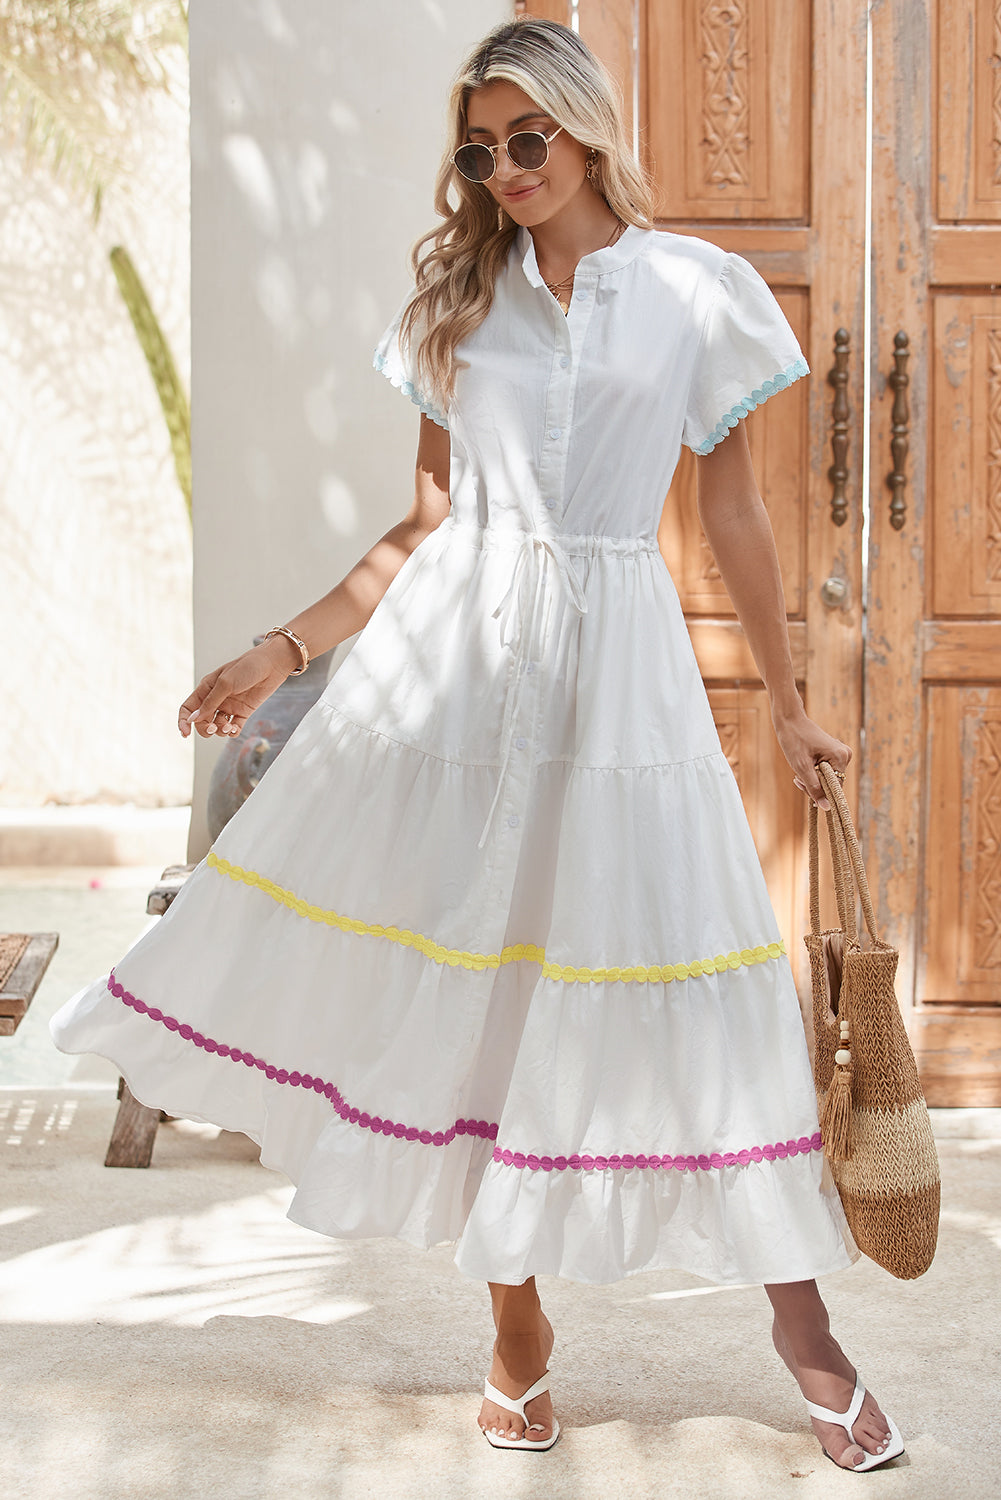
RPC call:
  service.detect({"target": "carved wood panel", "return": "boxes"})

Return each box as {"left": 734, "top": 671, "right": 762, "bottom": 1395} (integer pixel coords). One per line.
{"left": 868, "top": 2, "right": 1001, "bottom": 1102}
{"left": 522, "top": 1, "right": 1001, "bottom": 1092}
{"left": 646, "top": 0, "right": 810, "bottom": 220}
{"left": 932, "top": 295, "right": 1001, "bottom": 616}
{"left": 923, "top": 688, "right": 1001, "bottom": 1003}
{"left": 937, "top": 0, "right": 1001, "bottom": 221}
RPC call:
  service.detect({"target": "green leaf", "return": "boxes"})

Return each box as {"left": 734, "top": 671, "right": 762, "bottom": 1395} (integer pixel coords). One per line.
{"left": 110, "top": 243, "right": 191, "bottom": 519}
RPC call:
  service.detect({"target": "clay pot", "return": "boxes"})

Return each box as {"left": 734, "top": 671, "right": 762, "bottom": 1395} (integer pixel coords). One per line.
{"left": 206, "top": 638, "right": 334, "bottom": 840}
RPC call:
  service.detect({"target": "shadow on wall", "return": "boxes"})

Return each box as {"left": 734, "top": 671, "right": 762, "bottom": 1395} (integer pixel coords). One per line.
{"left": 187, "top": 0, "right": 508, "bottom": 858}
{"left": 0, "top": 67, "right": 192, "bottom": 808}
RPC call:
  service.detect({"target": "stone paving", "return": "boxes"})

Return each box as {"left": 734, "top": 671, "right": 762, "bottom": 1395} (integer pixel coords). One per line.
{"left": 0, "top": 869, "right": 998, "bottom": 1498}
{"left": 0, "top": 864, "right": 158, "bottom": 1088}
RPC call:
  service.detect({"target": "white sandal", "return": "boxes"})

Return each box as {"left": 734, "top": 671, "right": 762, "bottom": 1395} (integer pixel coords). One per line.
{"left": 480, "top": 1373, "right": 560, "bottom": 1451}
{"left": 804, "top": 1374, "right": 905, "bottom": 1471}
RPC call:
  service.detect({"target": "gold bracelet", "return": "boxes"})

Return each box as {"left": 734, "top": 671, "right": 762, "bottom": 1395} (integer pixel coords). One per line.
{"left": 263, "top": 626, "right": 309, "bottom": 676}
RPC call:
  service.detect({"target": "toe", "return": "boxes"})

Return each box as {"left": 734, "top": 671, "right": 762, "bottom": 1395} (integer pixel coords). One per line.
{"left": 811, "top": 1419, "right": 868, "bottom": 1469}
{"left": 484, "top": 1410, "right": 525, "bottom": 1442}
{"left": 854, "top": 1394, "right": 893, "bottom": 1454}
{"left": 523, "top": 1391, "right": 554, "bottom": 1442}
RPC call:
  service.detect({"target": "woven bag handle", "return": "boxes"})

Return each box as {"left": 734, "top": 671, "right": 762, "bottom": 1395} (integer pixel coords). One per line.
{"left": 827, "top": 782, "right": 859, "bottom": 941}
{"left": 808, "top": 795, "right": 822, "bottom": 935}
{"left": 815, "top": 760, "right": 882, "bottom": 944}
{"left": 808, "top": 778, "right": 857, "bottom": 941}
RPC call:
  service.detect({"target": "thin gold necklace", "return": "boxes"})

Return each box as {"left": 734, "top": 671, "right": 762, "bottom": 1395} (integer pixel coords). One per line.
{"left": 543, "top": 219, "right": 626, "bottom": 311}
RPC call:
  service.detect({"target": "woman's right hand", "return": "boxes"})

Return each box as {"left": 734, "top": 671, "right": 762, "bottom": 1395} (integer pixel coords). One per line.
{"left": 178, "top": 636, "right": 301, "bottom": 739}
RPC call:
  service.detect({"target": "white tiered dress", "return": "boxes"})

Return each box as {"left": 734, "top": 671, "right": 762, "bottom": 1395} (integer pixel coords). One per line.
{"left": 52, "top": 224, "right": 858, "bottom": 1287}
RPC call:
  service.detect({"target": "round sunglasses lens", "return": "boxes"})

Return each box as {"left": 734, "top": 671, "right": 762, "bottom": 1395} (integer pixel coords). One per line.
{"left": 507, "top": 132, "right": 549, "bottom": 171}
{"left": 454, "top": 144, "right": 494, "bottom": 181}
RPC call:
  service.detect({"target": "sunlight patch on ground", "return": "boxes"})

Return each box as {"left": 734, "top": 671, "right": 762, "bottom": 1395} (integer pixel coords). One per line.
{"left": 0, "top": 1186, "right": 370, "bottom": 1328}
{"left": 0, "top": 1095, "right": 78, "bottom": 1147}
{"left": 645, "top": 1283, "right": 755, "bottom": 1302}
{"left": 939, "top": 1206, "right": 1001, "bottom": 1253}
{"left": 0, "top": 1206, "right": 40, "bottom": 1227}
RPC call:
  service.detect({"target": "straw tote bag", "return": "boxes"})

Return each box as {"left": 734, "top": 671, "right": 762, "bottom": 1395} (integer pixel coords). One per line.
{"left": 805, "top": 760, "right": 940, "bottom": 1279}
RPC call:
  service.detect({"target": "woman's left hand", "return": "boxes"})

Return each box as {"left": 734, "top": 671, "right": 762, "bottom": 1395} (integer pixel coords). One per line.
{"left": 771, "top": 703, "right": 852, "bottom": 811}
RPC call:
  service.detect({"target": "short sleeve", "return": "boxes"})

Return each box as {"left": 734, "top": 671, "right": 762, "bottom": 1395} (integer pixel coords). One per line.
{"left": 373, "top": 289, "right": 449, "bottom": 431}
{"left": 682, "top": 253, "right": 809, "bottom": 456}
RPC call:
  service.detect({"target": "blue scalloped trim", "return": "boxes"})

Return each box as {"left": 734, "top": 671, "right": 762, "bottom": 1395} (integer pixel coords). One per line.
{"left": 373, "top": 350, "right": 449, "bottom": 431}
{"left": 691, "top": 356, "right": 809, "bottom": 455}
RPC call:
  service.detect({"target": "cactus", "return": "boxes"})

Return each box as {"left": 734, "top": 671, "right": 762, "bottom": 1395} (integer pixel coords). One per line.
{"left": 0, "top": 10, "right": 191, "bottom": 514}
{"left": 110, "top": 243, "right": 191, "bottom": 518}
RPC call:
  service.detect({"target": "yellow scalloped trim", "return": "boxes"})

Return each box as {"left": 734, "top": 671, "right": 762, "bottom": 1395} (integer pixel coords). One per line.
{"left": 206, "top": 851, "right": 785, "bottom": 984}
{"left": 540, "top": 945, "right": 784, "bottom": 983}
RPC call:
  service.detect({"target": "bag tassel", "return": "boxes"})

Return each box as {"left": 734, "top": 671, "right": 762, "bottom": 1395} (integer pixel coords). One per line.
{"left": 822, "top": 1041, "right": 854, "bottom": 1162}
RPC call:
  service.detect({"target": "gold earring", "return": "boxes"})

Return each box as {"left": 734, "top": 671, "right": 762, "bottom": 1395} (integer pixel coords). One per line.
{"left": 586, "top": 148, "right": 598, "bottom": 182}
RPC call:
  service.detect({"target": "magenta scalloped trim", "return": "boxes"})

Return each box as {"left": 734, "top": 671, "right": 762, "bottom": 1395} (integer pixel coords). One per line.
{"left": 490, "top": 1133, "right": 823, "bottom": 1173}
{"left": 107, "top": 971, "right": 496, "bottom": 1148}
{"left": 108, "top": 971, "right": 822, "bottom": 1170}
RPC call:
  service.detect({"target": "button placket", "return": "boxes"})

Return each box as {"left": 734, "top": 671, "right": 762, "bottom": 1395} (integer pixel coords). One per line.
{"left": 538, "top": 313, "right": 576, "bottom": 525}
{"left": 566, "top": 274, "right": 598, "bottom": 358}
{"left": 555, "top": 279, "right": 598, "bottom": 516}
{"left": 477, "top": 268, "right": 599, "bottom": 851}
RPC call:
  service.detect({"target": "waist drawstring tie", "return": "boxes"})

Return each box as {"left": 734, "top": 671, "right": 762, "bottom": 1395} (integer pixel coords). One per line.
{"left": 477, "top": 534, "right": 588, "bottom": 850}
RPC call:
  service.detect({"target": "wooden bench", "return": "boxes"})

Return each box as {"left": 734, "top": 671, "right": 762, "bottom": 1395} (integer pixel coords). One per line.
{"left": 0, "top": 930, "right": 160, "bottom": 1167}
{"left": 104, "top": 1079, "right": 169, "bottom": 1168}
{"left": 0, "top": 932, "right": 59, "bottom": 1036}
{"left": 104, "top": 863, "right": 196, "bottom": 1168}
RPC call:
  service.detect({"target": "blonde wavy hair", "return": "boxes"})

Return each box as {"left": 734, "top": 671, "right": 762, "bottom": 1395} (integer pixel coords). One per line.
{"left": 402, "top": 17, "right": 656, "bottom": 409}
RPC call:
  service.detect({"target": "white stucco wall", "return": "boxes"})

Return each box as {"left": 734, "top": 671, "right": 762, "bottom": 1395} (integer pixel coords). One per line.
{"left": 0, "top": 60, "right": 191, "bottom": 808}
{"left": 188, "top": 0, "right": 509, "bottom": 859}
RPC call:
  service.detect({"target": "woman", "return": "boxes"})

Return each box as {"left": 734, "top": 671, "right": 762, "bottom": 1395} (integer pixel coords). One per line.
{"left": 52, "top": 18, "right": 903, "bottom": 1471}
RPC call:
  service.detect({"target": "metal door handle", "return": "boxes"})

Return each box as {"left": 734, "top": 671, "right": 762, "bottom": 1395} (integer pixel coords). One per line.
{"left": 887, "top": 331, "right": 910, "bottom": 531}
{"left": 827, "top": 328, "right": 850, "bottom": 526}
{"left": 820, "top": 576, "right": 849, "bottom": 609}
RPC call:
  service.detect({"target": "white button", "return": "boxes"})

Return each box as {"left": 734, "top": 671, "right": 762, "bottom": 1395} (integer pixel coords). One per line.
{"left": 545, "top": 498, "right": 557, "bottom": 510}
{"left": 526, "top": 662, "right": 537, "bottom": 675}
{"left": 576, "top": 289, "right": 588, "bottom": 300}
{"left": 515, "top": 737, "right": 527, "bottom": 750}
{"left": 507, "top": 814, "right": 520, "bottom": 828}
{"left": 560, "top": 355, "right": 569, "bottom": 369}
{"left": 548, "top": 427, "right": 561, "bottom": 440}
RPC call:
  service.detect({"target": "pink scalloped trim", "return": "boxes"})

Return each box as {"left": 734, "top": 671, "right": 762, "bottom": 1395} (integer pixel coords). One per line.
{"left": 108, "top": 971, "right": 822, "bottom": 1170}
{"left": 491, "top": 1134, "right": 823, "bottom": 1173}
{"left": 107, "top": 971, "right": 496, "bottom": 1147}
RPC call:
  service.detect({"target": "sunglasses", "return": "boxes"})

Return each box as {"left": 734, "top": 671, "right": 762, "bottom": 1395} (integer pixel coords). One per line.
{"left": 453, "top": 125, "right": 564, "bottom": 183}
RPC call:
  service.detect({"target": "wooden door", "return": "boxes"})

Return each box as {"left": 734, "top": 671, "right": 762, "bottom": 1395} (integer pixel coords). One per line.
{"left": 520, "top": 1, "right": 869, "bottom": 994}
{"left": 866, "top": 0, "right": 1001, "bottom": 1103}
